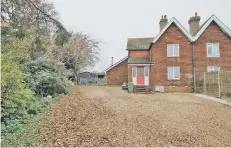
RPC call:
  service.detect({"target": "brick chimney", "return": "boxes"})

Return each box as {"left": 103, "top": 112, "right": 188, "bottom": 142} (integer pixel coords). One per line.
{"left": 111, "top": 57, "right": 113, "bottom": 66}
{"left": 159, "top": 15, "right": 168, "bottom": 31}
{"left": 188, "top": 12, "right": 201, "bottom": 35}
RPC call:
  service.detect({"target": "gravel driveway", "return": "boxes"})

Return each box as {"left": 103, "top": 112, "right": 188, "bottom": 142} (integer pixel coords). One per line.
{"left": 39, "top": 86, "right": 231, "bottom": 147}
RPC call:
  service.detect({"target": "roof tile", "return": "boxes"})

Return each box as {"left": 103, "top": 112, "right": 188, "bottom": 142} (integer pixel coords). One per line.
{"left": 126, "top": 37, "right": 154, "bottom": 50}
{"left": 128, "top": 57, "right": 153, "bottom": 64}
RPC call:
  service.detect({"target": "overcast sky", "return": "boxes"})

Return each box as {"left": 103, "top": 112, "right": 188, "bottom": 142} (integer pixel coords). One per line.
{"left": 52, "top": 0, "right": 231, "bottom": 72}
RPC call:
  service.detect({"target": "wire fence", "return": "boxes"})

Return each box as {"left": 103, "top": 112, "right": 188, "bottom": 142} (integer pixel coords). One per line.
{"left": 196, "top": 71, "right": 231, "bottom": 99}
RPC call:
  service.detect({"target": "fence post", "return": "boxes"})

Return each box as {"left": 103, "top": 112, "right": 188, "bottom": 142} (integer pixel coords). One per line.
{"left": 204, "top": 72, "right": 206, "bottom": 94}
{"left": 194, "top": 73, "right": 197, "bottom": 93}
{"left": 218, "top": 71, "right": 221, "bottom": 98}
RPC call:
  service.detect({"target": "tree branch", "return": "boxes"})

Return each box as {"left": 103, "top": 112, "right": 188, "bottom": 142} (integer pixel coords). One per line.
{"left": 26, "top": 0, "right": 67, "bottom": 32}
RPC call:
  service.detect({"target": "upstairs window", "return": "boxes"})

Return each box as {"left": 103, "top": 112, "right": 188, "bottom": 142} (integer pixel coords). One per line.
{"left": 168, "top": 66, "right": 180, "bottom": 80}
{"left": 207, "top": 43, "right": 220, "bottom": 57}
{"left": 207, "top": 66, "right": 220, "bottom": 72}
{"left": 167, "top": 44, "right": 179, "bottom": 57}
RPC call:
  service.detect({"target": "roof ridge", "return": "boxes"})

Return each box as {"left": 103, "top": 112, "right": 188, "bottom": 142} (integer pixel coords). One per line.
{"left": 152, "top": 15, "right": 231, "bottom": 43}
{"left": 192, "top": 14, "right": 214, "bottom": 36}
{"left": 193, "top": 14, "right": 231, "bottom": 40}
{"left": 126, "top": 37, "right": 154, "bottom": 50}
{"left": 172, "top": 17, "right": 191, "bottom": 35}
{"left": 211, "top": 15, "right": 231, "bottom": 33}
{"left": 152, "top": 17, "right": 193, "bottom": 43}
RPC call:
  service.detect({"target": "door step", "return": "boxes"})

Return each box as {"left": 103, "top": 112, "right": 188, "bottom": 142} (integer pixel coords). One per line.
{"left": 134, "top": 85, "right": 153, "bottom": 94}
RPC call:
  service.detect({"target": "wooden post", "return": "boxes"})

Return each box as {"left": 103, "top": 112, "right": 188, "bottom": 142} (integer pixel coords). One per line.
{"left": 218, "top": 71, "right": 221, "bottom": 98}
{"left": 204, "top": 72, "right": 206, "bottom": 94}
{"left": 194, "top": 69, "right": 197, "bottom": 93}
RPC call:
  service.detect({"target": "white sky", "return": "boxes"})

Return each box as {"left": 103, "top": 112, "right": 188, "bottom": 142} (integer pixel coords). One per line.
{"left": 52, "top": 0, "right": 231, "bottom": 72}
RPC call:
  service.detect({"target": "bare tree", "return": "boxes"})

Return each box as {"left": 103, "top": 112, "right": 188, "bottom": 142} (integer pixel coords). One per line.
{"left": 60, "top": 33, "right": 100, "bottom": 84}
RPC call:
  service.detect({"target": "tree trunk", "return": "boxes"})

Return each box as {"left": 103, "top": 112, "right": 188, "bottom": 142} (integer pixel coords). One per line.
{"left": 74, "top": 69, "right": 78, "bottom": 85}
{"left": 74, "top": 75, "right": 78, "bottom": 85}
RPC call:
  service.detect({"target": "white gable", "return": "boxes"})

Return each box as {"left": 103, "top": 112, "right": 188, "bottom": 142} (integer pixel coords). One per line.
{"left": 152, "top": 17, "right": 193, "bottom": 44}
{"left": 193, "top": 15, "right": 231, "bottom": 40}
{"left": 104, "top": 56, "right": 128, "bottom": 72}
{"left": 152, "top": 15, "right": 231, "bottom": 44}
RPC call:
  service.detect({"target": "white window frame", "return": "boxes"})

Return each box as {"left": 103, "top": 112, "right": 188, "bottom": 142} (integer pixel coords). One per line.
{"left": 167, "top": 44, "right": 179, "bottom": 57}
{"left": 168, "top": 66, "right": 180, "bottom": 80}
{"left": 132, "top": 66, "right": 137, "bottom": 85}
{"left": 144, "top": 66, "right": 149, "bottom": 77}
{"left": 144, "top": 66, "right": 149, "bottom": 85}
{"left": 207, "top": 66, "right": 220, "bottom": 72}
{"left": 207, "top": 43, "right": 220, "bottom": 57}
{"left": 132, "top": 66, "right": 136, "bottom": 77}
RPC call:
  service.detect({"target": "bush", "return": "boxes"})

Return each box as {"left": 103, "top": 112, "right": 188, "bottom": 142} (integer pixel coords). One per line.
{"left": 1, "top": 114, "right": 43, "bottom": 147}
{"left": 1, "top": 95, "right": 56, "bottom": 146}
{"left": 23, "top": 57, "right": 70, "bottom": 97}
{"left": 1, "top": 54, "right": 35, "bottom": 119}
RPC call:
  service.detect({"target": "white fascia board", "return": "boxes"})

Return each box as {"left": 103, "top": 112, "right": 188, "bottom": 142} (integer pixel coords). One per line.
{"left": 104, "top": 56, "right": 128, "bottom": 72}
{"left": 193, "top": 15, "right": 231, "bottom": 41}
{"left": 128, "top": 64, "right": 154, "bottom": 66}
{"left": 152, "top": 17, "right": 193, "bottom": 44}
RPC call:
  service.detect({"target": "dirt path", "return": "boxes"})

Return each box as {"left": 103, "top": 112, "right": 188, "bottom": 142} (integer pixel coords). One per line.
{"left": 39, "top": 86, "right": 231, "bottom": 147}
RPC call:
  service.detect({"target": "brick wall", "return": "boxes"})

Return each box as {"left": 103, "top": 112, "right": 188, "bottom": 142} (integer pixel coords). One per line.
{"left": 195, "top": 22, "right": 231, "bottom": 73}
{"left": 129, "top": 50, "right": 150, "bottom": 58}
{"left": 128, "top": 65, "right": 132, "bottom": 83}
{"left": 106, "top": 59, "right": 128, "bottom": 85}
{"left": 150, "top": 23, "right": 193, "bottom": 92}
{"left": 106, "top": 21, "right": 231, "bottom": 92}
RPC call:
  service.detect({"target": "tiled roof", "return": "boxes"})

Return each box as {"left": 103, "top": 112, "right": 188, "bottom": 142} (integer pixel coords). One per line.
{"left": 126, "top": 37, "right": 154, "bottom": 50}
{"left": 128, "top": 57, "right": 153, "bottom": 64}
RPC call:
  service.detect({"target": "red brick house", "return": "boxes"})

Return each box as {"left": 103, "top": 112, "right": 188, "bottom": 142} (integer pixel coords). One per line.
{"left": 105, "top": 13, "right": 231, "bottom": 92}
{"left": 105, "top": 57, "right": 128, "bottom": 85}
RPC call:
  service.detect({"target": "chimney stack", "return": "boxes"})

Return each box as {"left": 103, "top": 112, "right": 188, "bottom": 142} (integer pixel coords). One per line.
{"left": 111, "top": 57, "right": 113, "bottom": 66}
{"left": 188, "top": 12, "right": 201, "bottom": 35}
{"left": 159, "top": 15, "right": 168, "bottom": 31}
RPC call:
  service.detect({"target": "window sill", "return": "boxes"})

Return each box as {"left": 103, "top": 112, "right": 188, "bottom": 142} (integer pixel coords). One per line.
{"left": 168, "top": 79, "right": 180, "bottom": 81}
{"left": 207, "top": 56, "right": 220, "bottom": 58}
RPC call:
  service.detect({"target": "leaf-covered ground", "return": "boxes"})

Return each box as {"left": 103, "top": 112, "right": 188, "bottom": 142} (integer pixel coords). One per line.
{"left": 37, "top": 86, "right": 231, "bottom": 147}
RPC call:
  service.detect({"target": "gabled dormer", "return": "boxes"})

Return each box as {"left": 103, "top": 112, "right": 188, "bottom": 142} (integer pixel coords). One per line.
{"left": 126, "top": 37, "right": 154, "bottom": 65}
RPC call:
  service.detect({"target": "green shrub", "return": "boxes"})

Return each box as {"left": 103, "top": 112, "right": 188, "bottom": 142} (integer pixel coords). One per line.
{"left": 1, "top": 96, "right": 57, "bottom": 146}
{"left": 1, "top": 114, "right": 42, "bottom": 147}
{"left": 1, "top": 54, "right": 35, "bottom": 119}
{"left": 23, "top": 57, "right": 70, "bottom": 97}
{"left": 26, "top": 96, "right": 52, "bottom": 115}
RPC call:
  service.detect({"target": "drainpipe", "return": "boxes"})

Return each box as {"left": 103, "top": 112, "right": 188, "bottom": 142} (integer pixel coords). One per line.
{"left": 192, "top": 42, "right": 196, "bottom": 92}
{"left": 105, "top": 72, "right": 107, "bottom": 85}
{"left": 149, "top": 48, "right": 152, "bottom": 86}
{"left": 150, "top": 63, "right": 152, "bottom": 86}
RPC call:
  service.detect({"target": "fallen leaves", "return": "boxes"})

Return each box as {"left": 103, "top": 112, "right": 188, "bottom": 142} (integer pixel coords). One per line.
{"left": 37, "top": 86, "right": 231, "bottom": 147}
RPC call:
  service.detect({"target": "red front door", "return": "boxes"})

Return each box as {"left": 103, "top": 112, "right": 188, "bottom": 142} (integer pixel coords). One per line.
{"left": 137, "top": 66, "right": 144, "bottom": 85}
